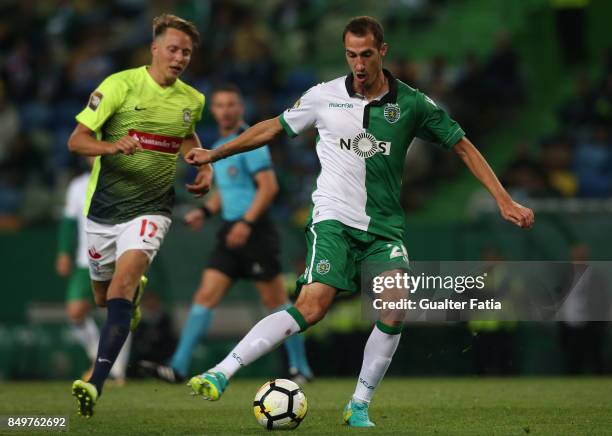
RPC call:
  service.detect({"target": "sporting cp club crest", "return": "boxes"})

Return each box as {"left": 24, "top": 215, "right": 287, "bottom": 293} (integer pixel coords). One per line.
{"left": 183, "top": 108, "right": 192, "bottom": 123}
{"left": 316, "top": 259, "right": 331, "bottom": 275}
{"left": 383, "top": 103, "right": 400, "bottom": 123}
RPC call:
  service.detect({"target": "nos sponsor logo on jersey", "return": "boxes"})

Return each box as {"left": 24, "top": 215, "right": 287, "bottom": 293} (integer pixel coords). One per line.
{"left": 339, "top": 132, "right": 391, "bottom": 158}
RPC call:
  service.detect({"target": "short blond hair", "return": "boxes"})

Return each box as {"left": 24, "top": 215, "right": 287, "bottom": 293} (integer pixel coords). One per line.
{"left": 152, "top": 13, "right": 200, "bottom": 48}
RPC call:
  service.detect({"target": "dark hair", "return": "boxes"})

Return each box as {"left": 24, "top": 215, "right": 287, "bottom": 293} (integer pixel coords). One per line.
{"left": 342, "top": 16, "right": 384, "bottom": 48}
{"left": 153, "top": 13, "right": 200, "bottom": 48}
{"left": 211, "top": 84, "right": 243, "bottom": 99}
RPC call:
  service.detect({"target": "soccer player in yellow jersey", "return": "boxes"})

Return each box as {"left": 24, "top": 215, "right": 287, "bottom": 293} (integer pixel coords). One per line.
{"left": 67, "top": 14, "right": 212, "bottom": 417}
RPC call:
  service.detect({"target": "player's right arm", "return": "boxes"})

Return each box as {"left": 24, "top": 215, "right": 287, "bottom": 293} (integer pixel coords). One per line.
{"left": 185, "top": 117, "right": 284, "bottom": 166}
{"left": 186, "top": 84, "right": 320, "bottom": 166}
{"left": 68, "top": 123, "right": 141, "bottom": 156}
{"left": 415, "top": 91, "right": 533, "bottom": 229}
{"left": 453, "top": 137, "right": 534, "bottom": 228}
{"left": 67, "top": 73, "right": 141, "bottom": 156}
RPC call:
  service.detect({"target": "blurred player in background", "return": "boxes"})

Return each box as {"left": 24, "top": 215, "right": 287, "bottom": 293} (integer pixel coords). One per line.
{"left": 67, "top": 14, "right": 212, "bottom": 417}
{"left": 139, "top": 85, "right": 312, "bottom": 383}
{"left": 185, "top": 16, "right": 534, "bottom": 428}
{"left": 56, "top": 157, "right": 131, "bottom": 385}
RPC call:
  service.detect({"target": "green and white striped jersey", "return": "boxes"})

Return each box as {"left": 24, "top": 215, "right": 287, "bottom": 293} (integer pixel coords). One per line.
{"left": 279, "top": 69, "right": 465, "bottom": 240}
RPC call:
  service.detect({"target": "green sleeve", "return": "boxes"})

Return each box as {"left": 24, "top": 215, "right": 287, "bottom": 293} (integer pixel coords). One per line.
{"left": 415, "top": 92, "right": 465, "bottom": 149}
{"left": 57, "top": 217, "right": 77, "bottom": 256}
{"left": 279, "top": 113, "right": 298, "bottom": 138}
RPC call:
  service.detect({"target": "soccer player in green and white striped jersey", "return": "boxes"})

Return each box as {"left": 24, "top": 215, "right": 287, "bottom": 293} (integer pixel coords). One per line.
{"left": 185, "top": 16, "right": 534, "bottom": 428}
{"left": 67, "top": 14, "right": 212, "bottom": 417}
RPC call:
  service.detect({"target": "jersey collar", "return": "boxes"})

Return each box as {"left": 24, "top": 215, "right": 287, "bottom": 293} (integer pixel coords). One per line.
{"left": 344, "top": 68, "right": 398, "bottom": 104}
{"left": 143, "top": 65, "right": 177, "bottom": 93}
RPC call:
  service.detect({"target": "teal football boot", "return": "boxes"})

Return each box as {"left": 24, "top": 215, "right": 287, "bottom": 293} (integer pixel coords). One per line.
{"left": 187, "top": 371, "right": 228, "bottom": 401}
{"left": 343, "top": 398, "right": 375, "bottom": 427}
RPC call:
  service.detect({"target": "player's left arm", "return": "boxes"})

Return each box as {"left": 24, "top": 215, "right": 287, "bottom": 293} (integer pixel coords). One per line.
{"left": 453, "top": 137, "right": 534, "bottom": 228}
{"left": 181, "top": 133, "right": 213, "bottom": 197}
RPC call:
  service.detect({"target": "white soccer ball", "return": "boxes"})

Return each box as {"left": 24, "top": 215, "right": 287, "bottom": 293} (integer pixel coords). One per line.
{"left": 253, "top": 378, "right": 308, "bottom": 430}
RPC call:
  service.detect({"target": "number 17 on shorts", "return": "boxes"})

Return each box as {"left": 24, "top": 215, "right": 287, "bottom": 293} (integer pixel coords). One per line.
{"left": 85, "top": 214, "right": 172, "bottom": 281}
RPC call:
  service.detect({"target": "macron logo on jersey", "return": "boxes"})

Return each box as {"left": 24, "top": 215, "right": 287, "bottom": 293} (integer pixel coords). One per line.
{"left": 329, "top": 102, "right": 354, "bottom": 109}
{"left": 338, "top": 132, "right": 391, "bottom": 158}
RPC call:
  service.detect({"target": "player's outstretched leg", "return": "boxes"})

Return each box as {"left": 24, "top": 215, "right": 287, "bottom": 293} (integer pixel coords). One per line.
{"left": 188, "top": 307, "right": 308, "bottom": 400}
{"left": 276, "top": 303, "right": 313, "bottom": 383}
{"left": 189, "top": 283, "right": 334, "bottom": 400}
{"left": 256, "top": 277, "right": 314, "bottom": 383}
{"left": 343, "top": 321, "right": 401, "bottom": 428}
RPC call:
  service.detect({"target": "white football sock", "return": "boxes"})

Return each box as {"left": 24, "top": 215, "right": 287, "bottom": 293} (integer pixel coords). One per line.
{"left": 71, "top": 316, "right": 100, "bottom": 361}
{"left": 212, "top": 310, "right": 301, "bottom": 379}
{"left": 353, "top": 324, "right": 401, "bottom": 404}
{"left": 110, "top": 332, "right": 132, "bottom": 379}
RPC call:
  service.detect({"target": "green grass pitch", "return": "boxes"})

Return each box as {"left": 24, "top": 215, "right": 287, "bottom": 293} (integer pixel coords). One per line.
{"left": 1, "top": 378, "right": 611, "bottom": 434}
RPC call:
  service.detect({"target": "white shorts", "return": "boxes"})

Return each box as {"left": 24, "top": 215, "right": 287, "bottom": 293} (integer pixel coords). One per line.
{"left": 86, "top": 214, "right": 172, "bottom": 282}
